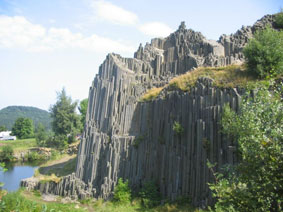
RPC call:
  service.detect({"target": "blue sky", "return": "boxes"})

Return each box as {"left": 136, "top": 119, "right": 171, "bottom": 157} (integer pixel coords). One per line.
{"left": 0, "top": 0, "right": 282, "bottom": 111}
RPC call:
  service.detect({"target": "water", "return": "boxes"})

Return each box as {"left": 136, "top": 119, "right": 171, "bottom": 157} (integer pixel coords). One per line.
{"left": 0, "top": 161, "right": 42, "bottom": 192}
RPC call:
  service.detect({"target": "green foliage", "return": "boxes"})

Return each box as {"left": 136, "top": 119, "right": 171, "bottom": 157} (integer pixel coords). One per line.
{"left": 12, "top": 117, "right": 34, "bottom": 139}
{"left": 274, "top": 10, "right": 283, "bottom": 29}
{"left": 27, "top": 151, "right": 45, "bottom": 161}
{"left": 78, "top": 98, "right": 88, "bottom": 128}
{"left": 0, "top": 106, "right": 51, "bottom": 131}
{"left": 0, "top": 138, "right": 37, "bottom": 152}
{"left": 0, "top": 125, "right": 7, "bottom": 132}
{"left": 173, "top": 121, "right": 184, "bottom": 136}
{"left": 113, "top": 178, "right": 131, "bottom": 204}
{"left": 35, "top": 123, "right": 48, "bottom": 147}
{"left": 45, "top": 134, "right": 68, "bottom": 149}
{"left": 0, "top": 191, "right": 85, "bottom": 212}
{"left": 210, "top": 88, "right": 283, "bottom": 211}
{"left": 0, "top": 145, "right": 14, "bottom": 161}
{"left": 139, "top": 181, "right": 161, "bottom": 208}
{"left": 243, "top": 27, "right": 283, "bottom": 79}
{"left": 49, "top": 88, "right": 82, "bottom": 147}
{"left": 133, "top": 135, "right": 144, "bottom": 148}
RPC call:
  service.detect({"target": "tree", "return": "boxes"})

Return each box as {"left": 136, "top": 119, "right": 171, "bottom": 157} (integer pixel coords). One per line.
{"left": 49, "top": 88, "right": 82, "bottom": 147}
{"left": 0, "top": 125, "right": 7, "bottom": 132}
{"left": 35, "top": 123, "right": 48, "bottom": 147}
{"left": 209, "top": 87, "right": 283, "bottom": 211}
{"left": 274, "top": 10, "right": 283, "bottom": 29}
{"left": 11, "top": 117, "right": 34, "bottom": 139}
{"left": 243, "top": 27, "right": 283, "bottom": 79}
{"left": 78, "top": 98, "right": 88, "bottom": 128}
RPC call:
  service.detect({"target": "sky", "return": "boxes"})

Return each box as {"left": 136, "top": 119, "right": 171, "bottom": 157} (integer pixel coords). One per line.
{"left": 0, "top": 0, "right": 282, "bottom": 111}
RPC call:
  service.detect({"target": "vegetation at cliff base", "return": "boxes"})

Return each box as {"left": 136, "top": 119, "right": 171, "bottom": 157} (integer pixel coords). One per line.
{"left": 78, "top": 98, "right": 88, "bottom": 127}
{"left": 209, "top": 87, "right": 283, "bottom": 211}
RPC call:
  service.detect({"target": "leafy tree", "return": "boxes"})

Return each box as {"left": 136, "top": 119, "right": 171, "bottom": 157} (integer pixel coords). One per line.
{"left": 243, "top": 27, "right": 283, "bottom": 79}
{"left": 0, "top": 125, "right": 7, "bottom": 132}
{"left": 35, "top": 123, "right": 48, "bottom": 147}
{"left": 209, "top": 87, "right": 283, "bottom": 211}
{"left": 11, "top": 117, "right": 34, "bottom": 139}
{"left": 78, "top": 98, "right": 88, "bottom": 128}
{"left": 49, "top": 88, "right": 82, "bottom": 147}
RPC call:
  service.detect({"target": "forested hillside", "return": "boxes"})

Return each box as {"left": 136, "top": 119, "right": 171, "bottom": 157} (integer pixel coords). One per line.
{"left": 0, "top": 106, "right": 51, "bottom": 130}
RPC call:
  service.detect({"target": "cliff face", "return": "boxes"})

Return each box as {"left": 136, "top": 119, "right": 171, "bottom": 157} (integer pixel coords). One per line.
{"left": 23, "top": 14, "right": 276, "bottom": 206}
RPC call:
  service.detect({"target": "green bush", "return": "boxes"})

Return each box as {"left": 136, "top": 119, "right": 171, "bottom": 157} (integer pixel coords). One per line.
{"left": 113, "top": 178, "right": 131, "bottom": 204}
{"left": 209, "top": 88, "right": 283, "bottom": 211}
{"left": 0, "top": 145, "right": 14, "bottom": 161}
{"left": 243, "top": 27, "right": 283, "bottom": 79}
{"left": 139, "top": 181, "right": 161, "bottom": 208}
{"left": 11, "top": 117, "right": 34, "bottom": 139}
{"left": 27, "top": 151, "right": 45, "bottom": 161}
{"left": 173, "top": 121, "right": 184, "bottom": 136}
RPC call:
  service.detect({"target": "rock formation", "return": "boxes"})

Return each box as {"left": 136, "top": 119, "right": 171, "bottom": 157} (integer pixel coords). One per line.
{"left": 21, "top": 14, "right": 276, "bottom": 206}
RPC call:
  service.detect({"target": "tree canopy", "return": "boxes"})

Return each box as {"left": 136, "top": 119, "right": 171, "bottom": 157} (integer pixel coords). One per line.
{"left": 11, "top": 117, "right": 34, "bottom": 139}
{"left": 243, "top": 27, "right": 283, "bottom": 79}
{"left": 48, "top": 88, "right": 82, "bottom": 148}
{"left": 78, "top": 98, "right": 88, "bottom": 128}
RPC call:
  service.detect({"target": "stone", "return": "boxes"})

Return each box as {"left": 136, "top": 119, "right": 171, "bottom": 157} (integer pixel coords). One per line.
{"left": 21, "top": 13, "right": 277, "bottom": 207}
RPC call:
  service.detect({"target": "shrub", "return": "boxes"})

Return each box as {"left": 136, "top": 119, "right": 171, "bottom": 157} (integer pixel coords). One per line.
{"left": 0, "top": 145, "right": 14, "bottom": 161}
{"left": 209, "top": 88, "right": 283, "bottom": 211}
{"left": 243, "top": 27, "right": 283, "bottom": 79}
{"left": 139, "top": 181, "right": 161, "bottom": 208}
{"left": 35, "top": 123, "right": 47, "bottom": 147}
{"left": 113, "top": 178, "right": 131, "bottom": 204}
{"left": 173, "top": 121, "right": 184, "bottom": 136}
{"left": 27, "top": 152, "right": 45, "bottom": 161}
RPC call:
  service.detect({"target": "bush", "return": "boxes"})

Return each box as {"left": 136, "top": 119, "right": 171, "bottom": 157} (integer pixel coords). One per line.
{"left": 0, "top": 145, "right": 14, "bottom": 161}
{"left": 173, "top": 121, "right": 184, "bottom": 136}
{"left": 27, "top": 152, "right": 45, "bottom": 161}
{"left": 243, "top": 27, "right": 283, "bottom": 79}
{"left": 209, "top": 88, "right": 283, "bottom": 211}
{"left": 139, "top": 181, "right": 161, "bottom": 208}
{"left": 113, "top": 178, "right": 131, "bottom": 204}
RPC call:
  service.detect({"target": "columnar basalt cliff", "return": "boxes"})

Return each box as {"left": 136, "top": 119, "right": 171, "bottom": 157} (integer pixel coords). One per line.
{"left": 22, "top": 14, "right": 276, "bottom": 206}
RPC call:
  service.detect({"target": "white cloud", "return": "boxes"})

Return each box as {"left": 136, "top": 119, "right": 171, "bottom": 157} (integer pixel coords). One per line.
{"left": 0, "top": 15, "right": 134, "bottom": 53}
{"left": 90, "top": 0, "right": 138, "bottom": 25}
{"left": 139, "top": 22, "right": 173, "bottom": 38}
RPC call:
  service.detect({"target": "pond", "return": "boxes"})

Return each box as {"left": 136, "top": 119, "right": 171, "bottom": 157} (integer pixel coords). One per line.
{"left": 0, "top": 161, "right": 43, "bottom": 192}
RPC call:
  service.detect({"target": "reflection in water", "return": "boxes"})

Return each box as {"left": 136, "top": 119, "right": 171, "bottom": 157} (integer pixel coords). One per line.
{"left": 0, "top": 161, "right": 45, "bottom": 192}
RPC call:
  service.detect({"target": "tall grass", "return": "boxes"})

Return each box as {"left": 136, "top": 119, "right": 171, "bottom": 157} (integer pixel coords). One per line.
{"left": 0, "top": 138, "right": 37, "bottom": 152}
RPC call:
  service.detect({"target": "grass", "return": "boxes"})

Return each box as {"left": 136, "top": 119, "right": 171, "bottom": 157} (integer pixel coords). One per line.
{"left": 0, "top": 189, "right": 207, "bottom": 212}
{"left": 140, "top": 87, "right": 164, "bottom": 102}
{"left": 0, "top": 138, "right": 37, "bottom": 153}
{"left": 0, "top": 189, "right": 86, "bottom": 212}
{"left": 140, "top": 65, "right": 271, "bottom": 102}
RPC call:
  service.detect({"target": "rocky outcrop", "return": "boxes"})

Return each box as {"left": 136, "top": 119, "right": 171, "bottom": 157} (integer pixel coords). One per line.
{"left": 21, "top": 14, "right": 276, "bottom": 206}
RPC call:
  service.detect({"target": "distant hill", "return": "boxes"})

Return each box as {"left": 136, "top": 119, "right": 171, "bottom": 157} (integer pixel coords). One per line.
{"left": 0, "top": 106, "right": 52, "bottom": 131}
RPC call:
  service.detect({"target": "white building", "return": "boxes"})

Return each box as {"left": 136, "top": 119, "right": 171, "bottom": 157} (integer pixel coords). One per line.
{"left": 0, "top": 131, "right": 16, "bottom": 140}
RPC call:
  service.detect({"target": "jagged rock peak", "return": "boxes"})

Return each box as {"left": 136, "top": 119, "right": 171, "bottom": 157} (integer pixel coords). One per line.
{"left": 178, "top": 21, "right": 186, "bottom": 31}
